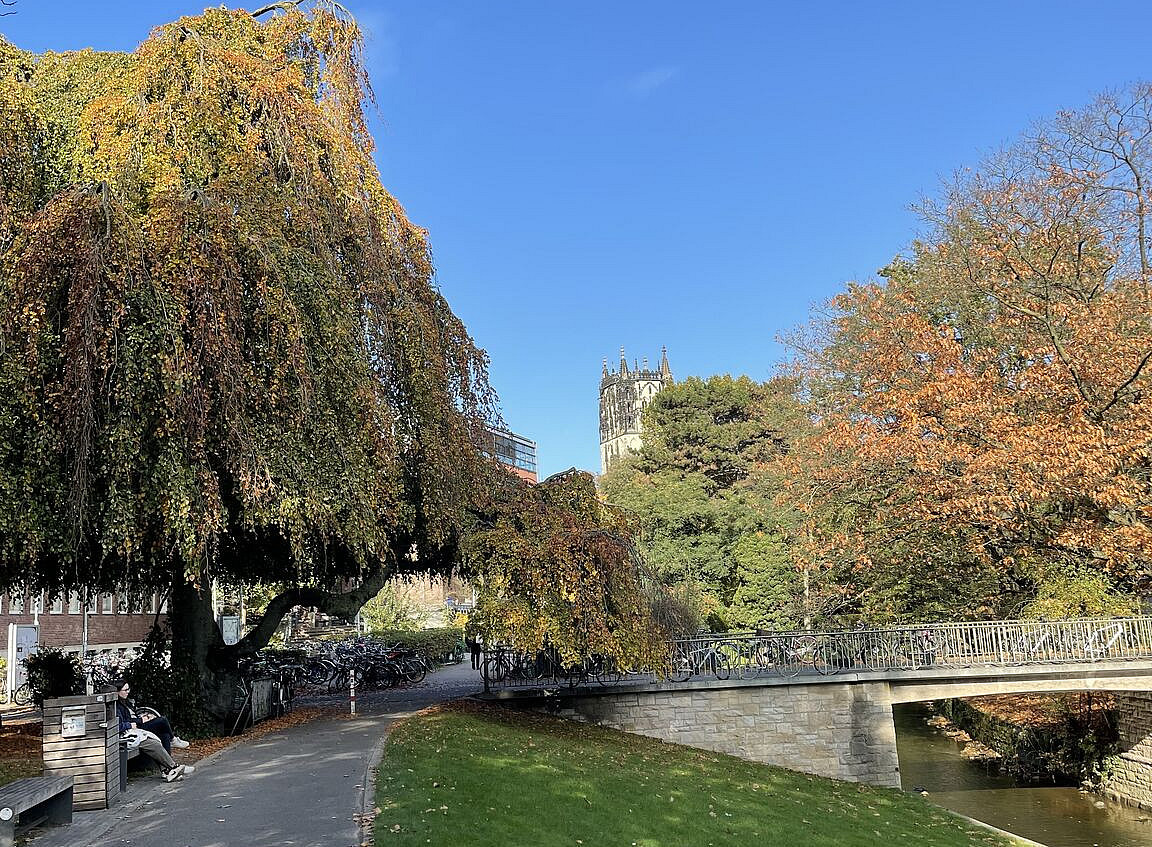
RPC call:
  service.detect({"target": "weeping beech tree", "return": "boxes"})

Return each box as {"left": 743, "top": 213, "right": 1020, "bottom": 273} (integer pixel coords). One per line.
{"left": 0, "top": 4, "right": 662, "bottom": 720}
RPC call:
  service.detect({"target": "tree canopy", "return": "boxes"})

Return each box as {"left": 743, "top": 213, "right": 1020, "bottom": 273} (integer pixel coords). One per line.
{"left": 0, "top": 4, "right": 662, "bottom": 716}
{"left": 785, "top": 85, "right": 1152, "bottom": 621}
{"left": 600, "top": 375, "right": 812, "bottom": 631}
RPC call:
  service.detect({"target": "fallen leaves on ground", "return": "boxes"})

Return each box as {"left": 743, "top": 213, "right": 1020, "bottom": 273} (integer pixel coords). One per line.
{"left": 963, "top": 693, "right": 1115, "bottom": 729}
{"left": 179, "top": 707, "right": 342, "bottom": 761}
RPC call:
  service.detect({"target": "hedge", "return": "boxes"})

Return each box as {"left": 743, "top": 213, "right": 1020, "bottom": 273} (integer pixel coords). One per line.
{"left": 370, "top": 627, "right": 464, "bottom": 662}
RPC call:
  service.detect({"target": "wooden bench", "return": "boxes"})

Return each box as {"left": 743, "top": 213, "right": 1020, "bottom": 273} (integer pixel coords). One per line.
{"left": 118, "top": 740, "right": 142, "bottom": 792}
{"left": 0, "top": 775, "right": 73, "bottom": 847}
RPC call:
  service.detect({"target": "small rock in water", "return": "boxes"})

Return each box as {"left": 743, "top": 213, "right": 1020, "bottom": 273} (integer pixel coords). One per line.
{"left": 1094, "top": 800, "right": 1107, "bottom": 809}
{"left": 959, "top": 740, "right": 1001, "bottom": 761}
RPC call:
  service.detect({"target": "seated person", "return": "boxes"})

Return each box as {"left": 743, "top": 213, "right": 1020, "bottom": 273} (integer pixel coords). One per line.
{"left": 112, "top": 679, "right": 194, "bottom": 782}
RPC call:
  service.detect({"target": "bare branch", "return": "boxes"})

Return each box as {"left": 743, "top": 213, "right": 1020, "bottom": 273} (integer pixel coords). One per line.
{"left": 250, "top": 1, "right": 305, "bottom": 18}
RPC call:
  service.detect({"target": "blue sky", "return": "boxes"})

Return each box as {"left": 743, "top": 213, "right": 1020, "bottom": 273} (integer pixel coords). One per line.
{"left": 5, "top": 2, "right": 1152, "bottom": 476}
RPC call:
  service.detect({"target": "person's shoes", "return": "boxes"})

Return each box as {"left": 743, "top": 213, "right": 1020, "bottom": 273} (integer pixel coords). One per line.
{"left": 182, "top": 765, "right": 195, "bottom": 775}
{"left": 164, "top": 765, "right": 186, "bottom": 782}
{"left": 171, "top": 736, "right": 190, "bottom": 748}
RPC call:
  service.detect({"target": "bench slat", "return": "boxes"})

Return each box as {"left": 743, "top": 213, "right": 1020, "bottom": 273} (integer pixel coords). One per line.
{"left": 0, "top": 776, "right": 74, "bottom": 813}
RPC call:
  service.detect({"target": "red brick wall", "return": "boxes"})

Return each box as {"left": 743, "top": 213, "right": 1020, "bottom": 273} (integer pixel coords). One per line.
{"left": 0, "top": 592, "right": 166, "bottom": 652}
{"left": 507, "top": 466, "right": 537, "bottom": 483}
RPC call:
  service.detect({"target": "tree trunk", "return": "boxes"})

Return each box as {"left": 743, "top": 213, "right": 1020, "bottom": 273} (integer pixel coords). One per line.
{"left": 168, "top": 576, "right": 243, "bottom": 726}
{"left": 164, "top": 536, "right": 432, "bottom": 726}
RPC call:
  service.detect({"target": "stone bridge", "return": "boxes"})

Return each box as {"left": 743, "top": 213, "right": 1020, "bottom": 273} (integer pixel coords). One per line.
{"left": 481, "top": 617, "right": 1152, "bottom": 791}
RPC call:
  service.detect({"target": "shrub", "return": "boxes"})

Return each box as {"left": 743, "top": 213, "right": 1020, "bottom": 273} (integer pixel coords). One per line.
{"left": 705, "top": 609, "right": 730, "bottom": 633}
{"left": 360, "top": 584, "right": 428, "bottom": 631}
{"left": 22, "top": 648, "right": 84, "bottom": 706}
{"left": 122, "top": 625, "right": 213, "bottom": 738}
{"left": 370, "top": 627, "right": 464, "bottom": 662}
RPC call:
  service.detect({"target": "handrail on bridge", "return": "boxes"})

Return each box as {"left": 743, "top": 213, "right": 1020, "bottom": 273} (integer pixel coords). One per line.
{"left": 481, "top": 616, "right": 1152, "bottom": 692}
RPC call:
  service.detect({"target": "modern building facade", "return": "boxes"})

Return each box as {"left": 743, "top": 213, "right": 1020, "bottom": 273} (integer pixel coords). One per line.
{"left": 599, "top": 347, "right": 672, "bottom": 474}
{"left": 481, "top": 427, "right": 538, "bottom": 483}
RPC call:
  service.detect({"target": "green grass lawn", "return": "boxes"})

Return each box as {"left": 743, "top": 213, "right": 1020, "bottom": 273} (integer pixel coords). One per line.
{"left": 375, "top": 701, "right": 1018, "bottom": 847}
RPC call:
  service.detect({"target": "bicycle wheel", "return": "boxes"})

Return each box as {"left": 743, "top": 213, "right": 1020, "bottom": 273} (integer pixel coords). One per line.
{"left": 593, "top": 657, "right": 624, "bottom": 687}
{"left": 482, "top": 654, "right": 508, "bottom": 684}
{"left": 667, "top": 648, "right": 692, "bottom": 683}
{"left": 744, "top": 640, "right": 772, "bottom": 678}
{"left": 403, "top": 658, "right": 428, "bottom": 684}
{"left": 773, "top": 641, "right": 802, "bottom": 678}
{"left": 712, "top": 652, "right": 731, "bottom": 681}
{"left": 13, "top": 683, "right": 32, "bottom": 706}
{"left": 791, "top": 635, "right": 826, "bottom": 675}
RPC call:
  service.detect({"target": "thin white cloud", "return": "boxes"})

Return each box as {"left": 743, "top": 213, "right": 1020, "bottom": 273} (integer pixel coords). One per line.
{"left": 625, "top": 66, "right": 678, "bottom": 98}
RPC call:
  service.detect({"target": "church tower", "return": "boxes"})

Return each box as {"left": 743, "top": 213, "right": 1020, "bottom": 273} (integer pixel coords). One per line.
{"left": 599, "top": 347, "right": 672, "bottom": 474}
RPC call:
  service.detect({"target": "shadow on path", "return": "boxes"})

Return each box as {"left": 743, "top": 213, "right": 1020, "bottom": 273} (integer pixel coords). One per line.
{"left": 28, "top": 662, "right": 483, "bottom": 847}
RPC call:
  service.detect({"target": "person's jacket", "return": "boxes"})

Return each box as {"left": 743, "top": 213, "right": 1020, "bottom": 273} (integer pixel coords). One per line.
{"left": 116, "top": 698, "right": 136, "bottom": 733}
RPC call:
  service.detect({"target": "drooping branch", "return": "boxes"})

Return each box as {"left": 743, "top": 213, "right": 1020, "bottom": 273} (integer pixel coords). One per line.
{"left": 229, "top": 531, "right": 461, "bottom": 656}
{"left": 234, "top": 566, "right": 394, "bottom": 655}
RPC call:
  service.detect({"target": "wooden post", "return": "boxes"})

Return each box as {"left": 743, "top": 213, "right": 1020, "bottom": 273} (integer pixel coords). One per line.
{"left": 42, "top": 693, "right": 121, "bottom": 810}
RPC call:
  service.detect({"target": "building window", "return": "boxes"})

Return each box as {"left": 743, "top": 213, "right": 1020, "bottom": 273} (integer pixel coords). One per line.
{"left": 68, "top": 593, "right": 81, "bottom": 614}
{"left": 159, "top": 595, "right": 168, "bottom": 613}
{"left": 10, "top": 594, "right": 23, "bottom": 614}
{"left": 480, "top": 428, "right": 537, "bottom": 475}
{"left": 31, "top": 594, "right": 43, "bottom": 615}
{"left": 102, "top": 594, "right": 114, "bottom": 614}
{"left": 149, "top": 593, "right": 159, "bottom": 614}
{"left": 87, "top": 592, "right": 99, "bottom": 613}
{"left": 50, "top": 595, "right": 63, "bottom": 614}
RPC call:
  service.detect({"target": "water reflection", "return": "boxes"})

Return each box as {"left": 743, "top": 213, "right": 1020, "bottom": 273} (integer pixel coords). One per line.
{"left": 894, "top": 703, "right": 1152, "bottom": 847}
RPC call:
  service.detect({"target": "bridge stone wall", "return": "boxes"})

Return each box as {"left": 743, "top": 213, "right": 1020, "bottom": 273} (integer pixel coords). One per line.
{"left": 541, "top": 681, "right": 902, "bottom": 788}
{"left": 1105, "top": 693, "right": 1152, "bottom": 810}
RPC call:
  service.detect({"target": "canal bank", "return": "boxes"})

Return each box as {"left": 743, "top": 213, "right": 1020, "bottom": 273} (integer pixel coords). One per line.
{"left": 894, "top": 703, "right": 1152, "bottom": 846}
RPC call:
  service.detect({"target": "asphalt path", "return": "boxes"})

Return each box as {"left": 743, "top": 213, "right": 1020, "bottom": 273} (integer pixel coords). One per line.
{"left": 27, "top": 661, "right": 483, "bottom": 847}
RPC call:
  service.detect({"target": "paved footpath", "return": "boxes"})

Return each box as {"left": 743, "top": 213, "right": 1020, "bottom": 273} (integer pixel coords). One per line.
{"left": 29, "top": 661, "right": 483, "bottom": 847}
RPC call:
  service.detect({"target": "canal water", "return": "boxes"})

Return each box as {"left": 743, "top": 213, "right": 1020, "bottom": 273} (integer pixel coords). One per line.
{"left": 893, "top": 703, "right": 1152, "bottom": 847}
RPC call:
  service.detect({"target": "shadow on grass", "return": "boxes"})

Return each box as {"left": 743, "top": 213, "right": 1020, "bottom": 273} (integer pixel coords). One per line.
{"left": 374, "top": 700, "right": 1016, "bottom": 847}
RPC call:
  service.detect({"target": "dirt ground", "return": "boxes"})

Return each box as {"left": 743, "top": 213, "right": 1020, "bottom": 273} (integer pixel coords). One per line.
{"left": 963, "top": 692, "right": 1116, "bottom": 727}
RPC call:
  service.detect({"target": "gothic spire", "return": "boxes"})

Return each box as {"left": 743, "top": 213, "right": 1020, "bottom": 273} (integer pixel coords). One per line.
{"left": 619, "top": 347, "right": 628, "bottom": 375}
{"left": 659, "top": 346, "right": 671, "bottom": 379}
{"left": 602, "top": 358, "right": 609, "bottom": 378}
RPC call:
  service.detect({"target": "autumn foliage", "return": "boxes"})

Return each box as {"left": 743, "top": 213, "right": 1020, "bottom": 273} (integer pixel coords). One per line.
{"left": 787, "top": 87, "right": 1152, "bottom": 619}
{"left": 0, "top": 4, "right": 662, "bottom": 714}
{"left": 466, "top": 469, "right": 667, "bottom": 670}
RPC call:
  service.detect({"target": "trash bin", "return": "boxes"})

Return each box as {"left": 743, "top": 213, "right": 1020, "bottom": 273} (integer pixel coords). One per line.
{"left": 42, "top": 693, "right": 122, "bottom": 810}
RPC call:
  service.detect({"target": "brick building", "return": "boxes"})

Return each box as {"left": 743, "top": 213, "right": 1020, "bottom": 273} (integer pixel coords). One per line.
{"left": 0, "top": 590, "right": 166, "bottom": 654}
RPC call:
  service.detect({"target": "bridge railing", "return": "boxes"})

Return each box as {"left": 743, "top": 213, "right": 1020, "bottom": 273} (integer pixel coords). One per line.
{"left": 481, "top": 616, "right": 1152, "bottom": 691}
